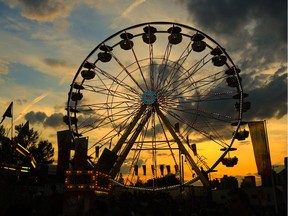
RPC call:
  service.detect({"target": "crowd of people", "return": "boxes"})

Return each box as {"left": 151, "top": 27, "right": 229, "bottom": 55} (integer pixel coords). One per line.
{"left": 1, "top": 180, "right": 285, "bottom": 216}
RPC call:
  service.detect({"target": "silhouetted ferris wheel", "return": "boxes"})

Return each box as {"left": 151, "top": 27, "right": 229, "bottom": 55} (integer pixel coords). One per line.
{"left": 65, "top": 22, "right": 250, "bottom": 190}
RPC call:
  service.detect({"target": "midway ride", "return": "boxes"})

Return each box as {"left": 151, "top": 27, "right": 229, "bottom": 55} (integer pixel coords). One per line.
{"left": 65, "top": 22, "right": 250, "bottom": 192}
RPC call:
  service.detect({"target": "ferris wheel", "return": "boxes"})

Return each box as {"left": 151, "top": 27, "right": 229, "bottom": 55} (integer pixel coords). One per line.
{"left": 65, "top": 22, "right": 249, "bottom": 190}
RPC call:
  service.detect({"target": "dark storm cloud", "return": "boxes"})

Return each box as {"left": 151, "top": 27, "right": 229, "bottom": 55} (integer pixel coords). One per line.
{"left": 182, "top": 0, "right": 287, "bottom": 120}
{"left": 183, "top": 0, "right": 287, "bottom": 66}
{"left": 243, "top": 68, "right": 287, "bottom": 120}
{"left": 24, "top": 111, "right": 65, "bottom": 128}
{"left": 25, "top": 111, "right": 47, "bottom": 124}
{"left": 44, "top": 112, "right": 65, "bottom": 127}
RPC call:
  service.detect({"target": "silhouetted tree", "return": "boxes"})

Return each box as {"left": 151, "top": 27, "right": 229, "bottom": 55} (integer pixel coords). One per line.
{"left": 29, "top": 140, "right": 54, "bottom": 164}
{"left": 0, "top": 124, "right": 54, "bottom": 165}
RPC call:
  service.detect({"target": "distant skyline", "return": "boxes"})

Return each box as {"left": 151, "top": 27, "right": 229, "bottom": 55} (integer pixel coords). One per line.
{"left": 0, "top": 0, "right": 286, "bottom": 184}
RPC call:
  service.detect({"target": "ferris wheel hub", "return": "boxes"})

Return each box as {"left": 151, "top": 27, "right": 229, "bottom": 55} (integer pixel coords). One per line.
{"left": 142, "top": 90, "right": 157, "bottom": 105}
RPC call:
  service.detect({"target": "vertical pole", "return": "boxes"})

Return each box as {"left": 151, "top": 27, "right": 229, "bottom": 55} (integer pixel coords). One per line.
{"left": 11, "top": 104, "right": 13, "bottom": 141}
{"left": 179, "top": 149, "right": 182, "bottom": 193}
{"left": 264, "top": 120, "right": 278, "bottom": 214}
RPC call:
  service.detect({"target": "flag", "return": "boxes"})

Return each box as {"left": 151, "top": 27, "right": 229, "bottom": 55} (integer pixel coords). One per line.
{"left": 142, "top": 165, "right": 146, "bottom": 176}
{"left": 134, "top": 165, "right": 138, "bottom": 176}
{"left": 0, "top": 102, "right": 13, "bottom": 124}
{"left": 166, "top": 165, "right": 171, "bottom": 174}
{"left": 17, "top": 121, "right": 29, "bottom": 138}
{"left": 160, "top": 164, "right": 164, "bottom": 176}
{"left": 248, "top": 121, "right": 272, "bottom": 176}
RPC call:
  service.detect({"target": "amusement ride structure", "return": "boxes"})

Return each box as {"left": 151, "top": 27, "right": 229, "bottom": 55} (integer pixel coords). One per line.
{"left": 63, "top": 21, "right": 250, "bottom": 192}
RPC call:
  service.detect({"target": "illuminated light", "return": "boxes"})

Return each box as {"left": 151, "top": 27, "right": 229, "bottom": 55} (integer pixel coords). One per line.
{"left": 21, "top": 166, "right": 29, "bottom": 169}
{"left": 30, "top": 157, "right": 37, "bottom": 169}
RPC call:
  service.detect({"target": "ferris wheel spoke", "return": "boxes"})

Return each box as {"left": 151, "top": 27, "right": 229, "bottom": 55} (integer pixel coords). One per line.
{"left": 160, "top": 105, "right": 230, "bottom": 148}
{"left": 83, "top": 85, "right": 139, "bottom": 103}
{"left": 76, "top": 102, "right": 139, "bottom": 134}
{"left": 163, "top": 63, "right": 224, "bottom": 101}
{"left": 92, "top": 66, "right": 141, "bottom": 96}
{"left": 156, "top": 43, "right": 172, "bottom": 88}
{"left": 129, "top": 44, "right": 150, "bottom": 91}
{"left": 160, "top": 52, "right": 211, "bottom": 92}
{"left": 160, "top": 41, "right": 193, "bottom": 89}
{"left": 110, "top": 52, "right": 146, "bottom": 93}
{"left": 148, "top": 45, "right": 155, "bottom": 90}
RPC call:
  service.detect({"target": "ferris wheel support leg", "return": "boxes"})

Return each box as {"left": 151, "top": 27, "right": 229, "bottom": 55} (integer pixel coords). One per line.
{"left": 110, "top": 109, "right": 152, "bottom": 179}
{"left": 111, "top": 104, "right": 147, "bottom": 154}
{"left": 154, "top": 105, "right": 210, "bottom": 187}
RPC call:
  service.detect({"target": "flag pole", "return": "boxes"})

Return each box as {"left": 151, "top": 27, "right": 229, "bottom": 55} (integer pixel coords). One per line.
{"left": 11, "top": 103, "right": 13, "bottom": 141}
{"left": 264, "top": 120, "right": 278, "bottom": 214}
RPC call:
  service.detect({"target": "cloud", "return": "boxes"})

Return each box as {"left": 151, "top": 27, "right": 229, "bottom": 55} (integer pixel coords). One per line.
{"left": 44, "top": 112, "right": 65, "bottom": 127}
{"left": 5, "top": 0, "right": 77, "bottom": 22}
{"left": 181, "top": 0, "right": 287, "bottom": 122}
{"left": 243, "top": 68, "right": 287, "bottom": 120}
{"left": 14, "top": 91, "right": 50, "bottom": 123}
{"left": 24, "top": 111, "right": 65, "bottom": 128}
{"left": 25, "top": 111, "right": 47, "bottom": 124}
{"left": 0, "top": 59, "right": 9, "bottom": 75}
{"left": 43, "top": 58, "right": 70, "bottom": 68}
{"left": 182, "top": 0, "right": 287, "bottom": 68}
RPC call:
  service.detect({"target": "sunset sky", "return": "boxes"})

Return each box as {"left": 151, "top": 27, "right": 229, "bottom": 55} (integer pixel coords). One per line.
{"left": 0, "top": 0, "right": 286, "bottom": 185}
